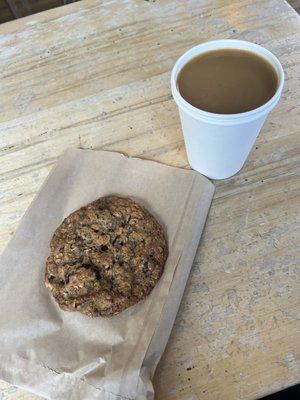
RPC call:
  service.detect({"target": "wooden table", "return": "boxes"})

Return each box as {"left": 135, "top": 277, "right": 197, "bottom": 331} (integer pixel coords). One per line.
{"left": 0, "top": 0, "right": 299, "bottom": 399}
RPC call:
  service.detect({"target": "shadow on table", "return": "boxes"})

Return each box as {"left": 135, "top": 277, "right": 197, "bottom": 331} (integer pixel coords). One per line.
{"left": 260, "top": 384, "right": 299, "bottom": 400}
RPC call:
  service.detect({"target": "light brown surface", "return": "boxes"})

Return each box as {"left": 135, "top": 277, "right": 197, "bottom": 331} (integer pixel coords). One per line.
{"left": 0, "top": 0, "right": 299, "bottom": 399}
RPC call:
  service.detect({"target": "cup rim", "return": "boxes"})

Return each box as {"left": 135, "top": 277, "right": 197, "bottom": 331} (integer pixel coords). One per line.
{"left": 171, "top": 39, "right": 285, "bottom": 123}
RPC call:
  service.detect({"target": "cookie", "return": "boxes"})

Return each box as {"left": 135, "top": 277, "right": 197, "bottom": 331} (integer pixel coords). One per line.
{"left": 45, "top": 196, "right": 168, "bottom": 317}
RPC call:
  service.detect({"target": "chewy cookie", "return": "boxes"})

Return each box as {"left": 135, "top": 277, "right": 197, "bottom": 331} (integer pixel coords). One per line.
{"left": 45, "top": 196, "right": 168, "bottom": 317}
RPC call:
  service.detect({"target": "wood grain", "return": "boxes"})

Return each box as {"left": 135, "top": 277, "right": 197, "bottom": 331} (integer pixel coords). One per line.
{"left": 0, "top": 0, "right": 299, "bottom": 399}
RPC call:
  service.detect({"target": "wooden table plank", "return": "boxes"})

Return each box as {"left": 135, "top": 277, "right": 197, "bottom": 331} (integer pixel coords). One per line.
{"left": 0, "top": 1, "right": 299, "bottom": 399}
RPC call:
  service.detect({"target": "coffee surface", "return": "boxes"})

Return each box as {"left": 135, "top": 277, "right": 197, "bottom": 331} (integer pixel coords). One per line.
{"left": 177, "top": 48, "right": 278, "bottom": 114}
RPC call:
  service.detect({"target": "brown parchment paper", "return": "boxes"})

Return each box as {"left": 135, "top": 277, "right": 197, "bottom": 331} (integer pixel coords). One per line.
{"left": 0, "top": 149, "right": 214, "bottom": 400}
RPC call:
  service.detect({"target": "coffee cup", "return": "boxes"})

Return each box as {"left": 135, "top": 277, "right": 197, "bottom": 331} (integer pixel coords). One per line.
{"left": 171, "top": 40, "right": 284, "bottom": 179}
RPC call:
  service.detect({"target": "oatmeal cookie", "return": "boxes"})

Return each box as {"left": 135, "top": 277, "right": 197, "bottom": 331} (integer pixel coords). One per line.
{"left": 45, "top": 196, "right": 168, "bottom": 317}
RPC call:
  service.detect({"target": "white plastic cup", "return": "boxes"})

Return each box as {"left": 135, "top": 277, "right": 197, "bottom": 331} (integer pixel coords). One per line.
{"left": 171, "top": 40, "right": 284, "bottom": 179}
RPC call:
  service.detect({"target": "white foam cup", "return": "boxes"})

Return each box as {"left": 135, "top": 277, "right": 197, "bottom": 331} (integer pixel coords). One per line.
{"left": 171, "top": 40, "right": 284, "bottom": 179}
